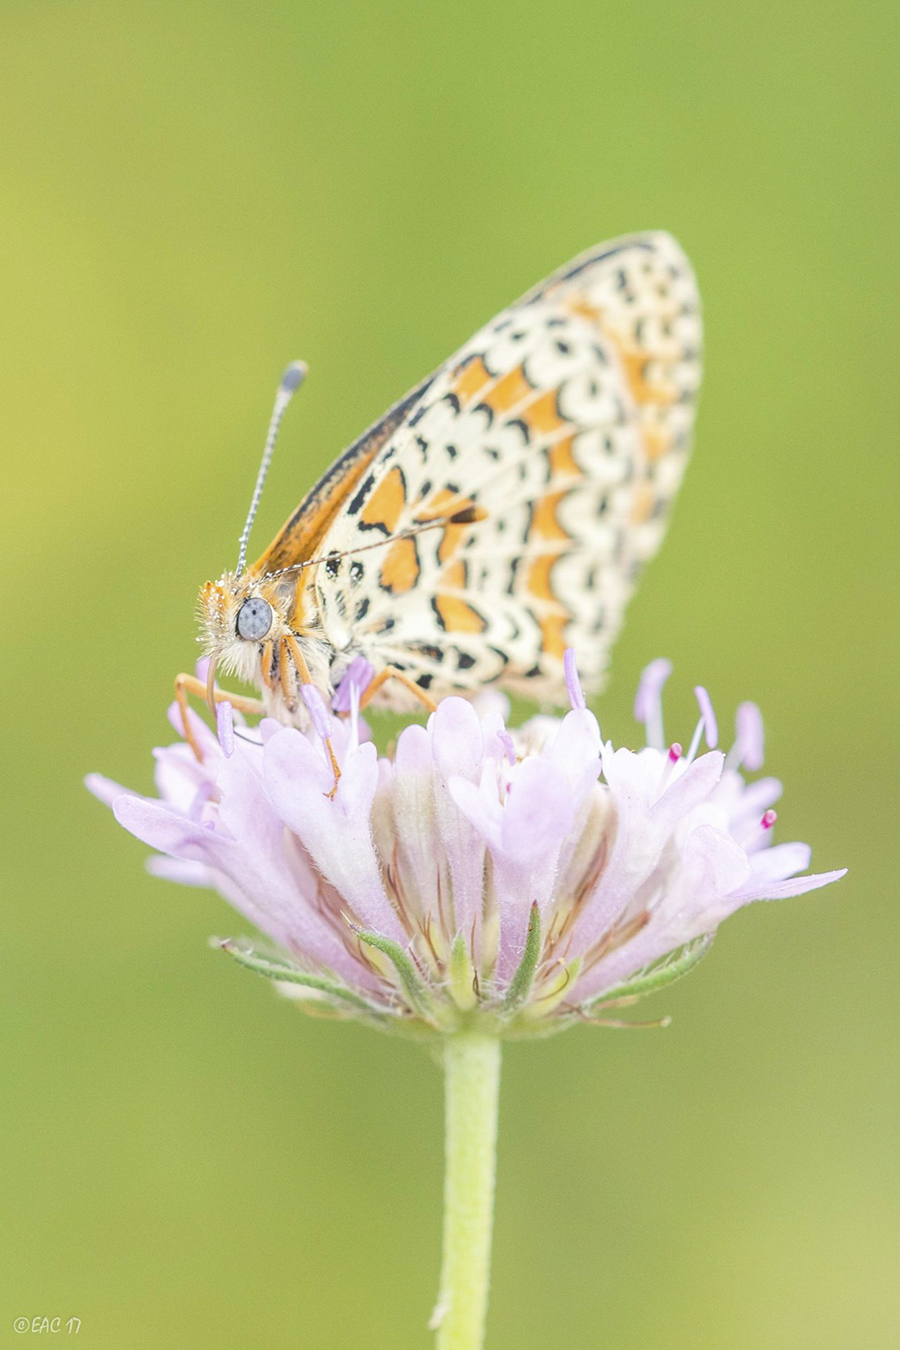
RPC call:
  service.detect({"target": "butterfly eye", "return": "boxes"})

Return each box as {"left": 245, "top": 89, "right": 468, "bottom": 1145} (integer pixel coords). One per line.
{"left": 236, "top": 597, "right": 274, "bottom": 641}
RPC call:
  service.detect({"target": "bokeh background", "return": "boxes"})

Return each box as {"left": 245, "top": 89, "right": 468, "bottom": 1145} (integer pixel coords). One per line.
{"left": 2, "top": 2, "right": 897, "bottom": 1346}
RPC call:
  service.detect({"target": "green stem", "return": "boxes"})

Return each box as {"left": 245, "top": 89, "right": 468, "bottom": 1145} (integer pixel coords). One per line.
{"left": 434, "top": 1032, "right": 502, "bottom": 1350}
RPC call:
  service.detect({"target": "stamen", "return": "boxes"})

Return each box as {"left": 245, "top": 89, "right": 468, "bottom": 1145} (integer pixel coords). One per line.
{"left": 301, "top": 684, "right": 332, "bottom": 744}
{"left": 731, "top": 701, "right": 765, "bottom": 772}
{"left": 188, "top": 780, "right": 215, "bottom": 822}
{"left": 216, "top": 700, "right": 235, "bottom": 758}
{"left": 693, "top": 686, "right": 718, "bottom": 749}
{"left": 205, "top": 656, "right": 218, "bottom": 720}
{"left": 685, "top": 718, "right": 704, "bottom": 765}
{"left": 744, "top": 804, "right": 777, "bottom": 847}
{"left": 634, "top": 658, "right": 672, "bottom": 749}
{"left": 332, "top": 655, "right": 375, "bottom": 713}
{"left": 564, "top": 648, "right": 586, "bottom": 710}
{"left": 348, "top": 681, "right": 362, "bottom": 754}
{"left": 656, "top": 742, "right": 683, "bottom": 796}
{"left": 498, "top": 729, "right": 517, "bottom": 764}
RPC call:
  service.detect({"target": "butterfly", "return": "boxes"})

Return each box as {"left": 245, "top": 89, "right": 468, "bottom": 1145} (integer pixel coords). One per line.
{"left": 177, "top": 231, "right": 701, "bottom": 755}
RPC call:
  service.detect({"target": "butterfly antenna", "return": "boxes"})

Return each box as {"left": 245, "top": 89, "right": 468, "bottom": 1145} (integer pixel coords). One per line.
{"left": 236, "top": 360, "right": 308, "bottom": 575}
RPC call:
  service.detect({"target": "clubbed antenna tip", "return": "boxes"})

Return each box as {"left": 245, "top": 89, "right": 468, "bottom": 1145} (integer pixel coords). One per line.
{"left": 280, "top": 360, "right": 308, "bottom": 394}
{"left": 236, "top": 360, "right": 308, "bottom": 575}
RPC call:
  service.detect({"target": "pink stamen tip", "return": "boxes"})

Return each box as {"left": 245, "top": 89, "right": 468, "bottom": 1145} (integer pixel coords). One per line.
{"left": 216, "top": 700, "right": 235, "bottom": 758}
{"left": 564, "top": 648, "right": 586, "bottom": 710}
{"left": 693, "top": 686, "right": 718, "bottom": 749}
{"left": 668, "top": 742, "right": 682, "bottom": 763}
{"left": 761, "top": 809, "right": 777, "bottom": 830}
{"left": 301, "top": 685, "right": 331, "bottom": 742}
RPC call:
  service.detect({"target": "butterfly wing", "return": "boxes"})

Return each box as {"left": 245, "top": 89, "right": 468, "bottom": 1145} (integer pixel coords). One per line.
{"left": 250, "top": 376, "right": 436, "bottom": 575}
{"left": 274, "top": 232, "right": 701, "bottom": 705}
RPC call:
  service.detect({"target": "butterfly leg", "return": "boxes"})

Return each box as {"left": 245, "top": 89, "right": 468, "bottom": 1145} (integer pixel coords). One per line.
{"left": 282, "top": 634, "right": 343, "bottom": 798}
{"left": 174, "top": 672, "right": 265, "bottom": 761}
{"left": 359, "top": 666, "right": 438, "bottom": 715}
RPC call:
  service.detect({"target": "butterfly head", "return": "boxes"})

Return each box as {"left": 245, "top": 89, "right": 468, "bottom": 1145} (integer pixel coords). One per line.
{"left": 197, "top": 571, "right": 295, "bottom": 685}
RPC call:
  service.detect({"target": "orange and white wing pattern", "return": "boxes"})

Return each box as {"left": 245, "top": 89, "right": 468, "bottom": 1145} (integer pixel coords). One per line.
{"left": 305, "top": 232, "right": 702, "bottom": 705}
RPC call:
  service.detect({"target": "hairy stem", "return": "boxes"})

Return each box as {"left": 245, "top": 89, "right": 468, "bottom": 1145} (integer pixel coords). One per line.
{"left": 433, "top": 1032, "right": 502, "bottom": 1350}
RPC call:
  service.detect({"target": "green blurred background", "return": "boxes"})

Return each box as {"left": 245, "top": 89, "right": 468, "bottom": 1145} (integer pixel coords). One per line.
{"left": 2, "top": 1, "right": 897, "bottom": 1346}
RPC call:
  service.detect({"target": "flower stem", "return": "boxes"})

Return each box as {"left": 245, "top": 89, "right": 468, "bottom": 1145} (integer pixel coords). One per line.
{"left": 434, "top": 1032, "right": 502, "bottom": 1350}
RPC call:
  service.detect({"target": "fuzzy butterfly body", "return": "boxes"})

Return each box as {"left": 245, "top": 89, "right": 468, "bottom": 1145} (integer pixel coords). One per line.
{"left": 195, "top": 232, "right": 701, "bottom": 727}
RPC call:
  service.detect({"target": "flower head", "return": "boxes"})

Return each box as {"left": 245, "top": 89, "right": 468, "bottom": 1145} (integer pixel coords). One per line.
{"left": 87, "top": 657, "right": 845, "bottom": 1038}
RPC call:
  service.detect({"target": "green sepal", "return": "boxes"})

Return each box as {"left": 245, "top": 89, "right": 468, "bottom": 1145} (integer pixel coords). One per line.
{"left": 503, "top": 903, "right": 542, "bottom": 1010}
{"left": 448, "top": 934, "right": 479, "bottom": 1011}
{"left": 586, "top": 934, "right": 714, "bottom": 1009}
{"left": 351, "top": 927, "right": 433, "bottom": 1015}
{"left": 214, "top": 937, "right": 378, "bottom": 1015}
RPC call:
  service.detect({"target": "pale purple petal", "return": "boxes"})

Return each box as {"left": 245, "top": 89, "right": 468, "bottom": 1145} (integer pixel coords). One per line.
{"left": 493, "top": 855, "right": 552, "bottom": 982}
{"left": 166, "top": 701, "right": 220, "bottom": 760}
{"left": 571, "top": 751, "right": 725, "bottom": 953}
{"left": 114, "top": 757, "right": 372, "bottom": 986}
{"left": 727, "top": 775, "right": 783, "bottom": 826}
{"left": 479, "top": 709, "right": 515, "bottom": 764}
{"left": 85, "top": 772, "right": 135, "bottom": 808}
{"left": 389, "top": 723, "right": 441, "bottom": 914}
{"left": 147, "top": 856, "right": 213, "bottom": 886}
{"left": 430, "top": 698, "right": 484, "bottom": 782}
{"left": 430, "top": 699, "right": 489, "bottom": 940}
{"left": 727, "top": 867, "right": 847, "bottom": 904}
{"left": 652, "top": 752, "right": 725, "bottom": 825}
{"left": 91, "top": 653, "right": 846, "bottom": 1028}
{"left": 449, "top": 775, "right": 503, "bottom": 854}
{"left": 744, "top": 841, "right": 812, "bottom": 885}
{"left": 152, "top": 743, "right": 215, "bottom": 814}
{"left": 499, "top": 758, "right": 574, "bottom": 863}
{"left": 264, "top": 729, "right": 406, "bottom": 943}
{"left": 543, "top": 709, "right": 602, "bottom": 801}
{"left": 683, "top": 823, "right": 752, "bottom": 896}
{"left": 573, "top": 826, "right": 748, "bottom": 1001}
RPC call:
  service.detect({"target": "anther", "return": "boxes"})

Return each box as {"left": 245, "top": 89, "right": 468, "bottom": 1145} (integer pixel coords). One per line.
{"left": 301, "top": 684, "right": 332, "bottom": 743}
{"left": 216, "top": 700, "right": 235, "bottom": 758}
{"left": 634, "top": 658, "right": 672, "bottom": 749}
{"left": 734, "top": 701, "right": 765, "bottom": 772}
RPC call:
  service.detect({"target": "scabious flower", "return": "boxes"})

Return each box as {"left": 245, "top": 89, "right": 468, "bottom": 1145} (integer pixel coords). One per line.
{"left": 86, "top": 655, "right": 844, "bottom": 1037}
